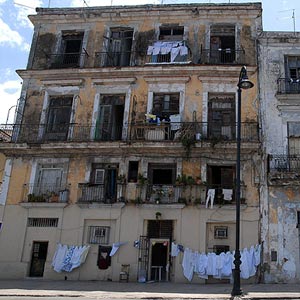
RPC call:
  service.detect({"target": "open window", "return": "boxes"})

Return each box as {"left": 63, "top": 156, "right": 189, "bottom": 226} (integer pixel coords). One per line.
{"left": 282, "top": 56, "right": 300, "bottom": 93}
{"left": 159, "top": 25, "right": 184, "bottom": 41}
{"left": 95, "top": 94, "right": 125, "bottom": 141}
{"left": 210, "top": 25, "right": 236, "bottom": 63}
{"left": 152, "top": 93, "right": 179, "bottom": 119}
{"left": 207, "top": 165, "right": 235, "bottom": 204}
{"left": 105, "top": 27, "right": 133, "bottom": 67}
{"left": 208, "top": 93, "right": 235, "bottom": 141}
{"left": 45, "top": 96, "right": 73, "bottom": 141}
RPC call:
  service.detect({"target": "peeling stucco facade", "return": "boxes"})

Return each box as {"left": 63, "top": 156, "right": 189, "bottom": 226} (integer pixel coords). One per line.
{"left": 258, "top": 32, "right": 300, "bottom": 283}
{"left": 0, "top": 3, "right": 262, "bottom": 282}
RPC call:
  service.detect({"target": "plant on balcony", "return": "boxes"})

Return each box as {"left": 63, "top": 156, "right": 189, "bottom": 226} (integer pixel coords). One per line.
{"left": 175, "top": 174, "right": 187, "bottom": 185}
{"left": 27, "top": 193, "right": 45, "bottom": 203}
{"left": 137, "top": 173, "right": 148, "bottom": 185}
{"left": 117, "top": 174, "right": 126, "bottom": 184}
{"left": 180, "top": 134, "right": 196, "bottom": 158}
{"left": 49, "top": 191, "right": 59, "bottom": 203}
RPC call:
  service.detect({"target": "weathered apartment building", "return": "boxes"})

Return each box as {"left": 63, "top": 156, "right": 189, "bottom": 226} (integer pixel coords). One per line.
{"left": 0, "top": 3, "right": 262, "bottom": 282}
{"left": 258, "top": 32, "right": 300, "bottom": 283}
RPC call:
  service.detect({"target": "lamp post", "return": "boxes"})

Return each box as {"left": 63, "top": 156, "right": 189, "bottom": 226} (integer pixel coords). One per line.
{"left": 231, "top": 66, "right": 254, "bottom": 297}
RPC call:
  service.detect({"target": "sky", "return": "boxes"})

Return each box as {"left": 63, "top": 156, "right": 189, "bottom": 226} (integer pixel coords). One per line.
{"left": 0, "top": 0, "right": 300, "bottom": 124}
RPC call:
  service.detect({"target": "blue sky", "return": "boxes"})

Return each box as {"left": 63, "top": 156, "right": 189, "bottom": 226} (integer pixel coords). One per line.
{"left": 0, "top": 0, "right": 300, "bottom": 124}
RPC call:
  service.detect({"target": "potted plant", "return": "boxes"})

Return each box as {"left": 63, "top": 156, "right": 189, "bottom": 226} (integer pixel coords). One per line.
{"left": 138, "top": 173, "right": 148, "bottom": 186}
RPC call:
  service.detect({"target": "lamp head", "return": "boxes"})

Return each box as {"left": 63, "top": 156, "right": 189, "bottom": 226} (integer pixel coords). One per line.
{"left": 238, "top": 66, "right": 254, "bottom": 89}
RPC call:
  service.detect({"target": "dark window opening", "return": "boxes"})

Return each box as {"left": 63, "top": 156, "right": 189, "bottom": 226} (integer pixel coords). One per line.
{"left": 148, "top": 164, "right": 176, "bottom": 185}
{"left": 45, "top": 96, "right": 73, "bottom": 141}
{"left": 208, "top": 93, "right": 235, "bottom": 140}
{"left": 159, "top": 26, "right": 184, "bottom": 40}
{"left": 106, "top": 28, "right": 133, "bottom": 67}
{"left": 213, "top": 245, "right": 230, "bottom": 255}
{"left": 210, "top": 25, "right": 235, "bottom": 63}
{"left": 60, "top": 32, "right": 83, "bottom": 67}
{"left": 95, "top": 95, "right": 125, "bottom": 141}
{"left": 128, "top": 161, "right": 139, "bottom": 182}
{"left": 207, "top": 165, "right": 235, "bottom": 204}
{"left": 147, "top": 220, "right": 173, "bottom": 239}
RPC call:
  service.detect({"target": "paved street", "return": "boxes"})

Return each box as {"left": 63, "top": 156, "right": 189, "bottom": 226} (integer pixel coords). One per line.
{"left": 0, "top": 280, "right": 300, "bottom": 299}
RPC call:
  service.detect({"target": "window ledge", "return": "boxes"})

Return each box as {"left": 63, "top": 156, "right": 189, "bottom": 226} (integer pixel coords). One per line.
{"left": 77, "top": 202, "right": 125, "bottom": 209}
{"left": 20, "top": 202, "right": 68, "bottom": 208}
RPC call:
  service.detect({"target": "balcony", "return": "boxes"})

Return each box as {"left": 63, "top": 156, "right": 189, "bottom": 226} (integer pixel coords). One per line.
{"left": 277, "top": 78, "right": 300, "bottom": 94}
{"left": 23, "top": 184, "right": 69, "bottom": 203}
{"left": 95, "top": 51, "right": 136, "bottom": 67}
{"left": 268, "top": 154, "right": 300, "bottom": 184}
{"left": 49, "top": 53, "right": 88, "bottom": 69}
{"left": 129, "top": 122, "right": 258, "bottom": 143}
{"left": 0, "top": 125, "right": 12, "bottom": 142}
{"left": 268, "top": 154, "right": 300, "bottom": 173}
{"left": 77, "top": 183, "right": 126, "bottom": 204}
{"left": 11, "top": 123, "right": 125, "bottom": 143}
{"left": 200, "top": 49, "right": 245, "bottom": 65}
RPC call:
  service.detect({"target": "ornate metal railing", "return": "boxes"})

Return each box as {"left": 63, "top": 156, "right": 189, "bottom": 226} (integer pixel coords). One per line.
{"left": 268, "top": 154, "right": 300, "bottom": 172}
{"left": 129, "top": 122, "right": 258, "bottom": 142}
{"left": 8, "top": 123, "right": 125, "bottom": 143}
{"left": 23, "top": 183, "right": 69, "bottom": 203}
{"left": 277, "top": 78, "right": 300, "bottom": 94}
{"left": 200, "top": 49, "right": 245, "bottom": 64}
{"left": 49, "top": 53, "right": 88, "bottom": 68}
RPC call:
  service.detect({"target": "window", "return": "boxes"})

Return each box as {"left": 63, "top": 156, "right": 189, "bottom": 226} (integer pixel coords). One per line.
{"left": 288, "top": 122, "right": 300, "bottom": 155}
{"left": 28, "top": 218, "right": 58, "bottom": 227}
{"left": 45, "top": 96, "right": 73, "bottom": 141}
{"left": 214, "top": 226, "right": 228, "bottom": 239}
{"left": 285, "top": 56, "right": 300, "bottom": 80}
{"left": 210, "top": 25, "right": 235, "bottom": 63}
{"left": 61, "top": 31, "right": 83, "bottom": 67}
{"left": 105, "top": 27, "right": 133, "bottom": 67}
{"left": 152, "top": 93, "right": 179, "bottom": 118}
{"left": 128, "top": 161, "right": 139, "bottom": 182}
{"left": 159, "top": 25, "right": 184, "bottom": 41}
{"left": 95, "top": 95, "right": 125, "bottom": 141}
{"left": 208, "top": 94, "right": 235, "bottom": 140}
{"left": 34, "top": 164, "right": 64, "bottom": 198}
{"left": 88, "top": 226, "right": 110, "bottom": 244}
{"left": 207, "top": 165, "right": 235, "bottom": 204}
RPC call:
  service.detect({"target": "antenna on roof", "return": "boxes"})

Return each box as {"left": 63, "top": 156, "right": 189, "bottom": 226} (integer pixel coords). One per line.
{"left": 48, "top": 0, "right": 50, "bottom": 7}
{"left": 83, "top": 0, "right": 89, "bottom": 7}
{"left": 14, "top": 2, "right": 35, "bottom": 9}
{"left": 278, "top": 8, "right": 296, "bottom": 34}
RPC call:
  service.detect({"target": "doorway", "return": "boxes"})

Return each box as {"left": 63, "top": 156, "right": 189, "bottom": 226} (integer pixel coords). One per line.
{"left": 149, "top": 239, "right": 169, "bottom": 281}
{"left": 29, "top": 241, "right": 48, "bottom": 277}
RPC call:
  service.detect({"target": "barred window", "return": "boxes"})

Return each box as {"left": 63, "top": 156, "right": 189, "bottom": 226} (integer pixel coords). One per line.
{"left": 28, "top": 218, "right": 58, "bottom": 227}
{"left": 88, "top": 226, "right": 110, "bottom": 244}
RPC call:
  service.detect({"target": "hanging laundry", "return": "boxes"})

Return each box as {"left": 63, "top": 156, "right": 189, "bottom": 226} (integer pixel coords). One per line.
{"left": 195, "top": 252, "right": 208, "bottom": 279}
{"left": 222, "top": 189, "right": 233, "bottom": 201}
{"left": 182, "top": 248, "right": 194, "bottom": 281}
{"left": 206, "top": 189, "right": 215, "bottom": 209}
{"left": 254, "top": 244, "right": 262, "bottom": 266}
{"left": 52, "top": 244, "right": 68, "bottom": 273}
{"left": 109, "top": 242, "right": 127, "bottom": 256}
{"left": 97, "top": 245, "right": 112, "bottom": 270}
{"left": 247, "top": 246, "right": 256, "bottom": 277}
{"left": 134, "top": 240, "right": 140, "bottom": 248}
{"left": 240, "top": 248, "right": 250, "bottom": 279}
{"left": 221, "top": 251, "right": 233, "bottom": 277}
{"left": 171, "top": 242, "right": 180, "bottom": 257}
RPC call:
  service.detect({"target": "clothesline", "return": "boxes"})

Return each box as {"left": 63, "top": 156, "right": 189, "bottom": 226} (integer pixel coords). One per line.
{"left": 171, "top": 242, "right": 261, "bottom": 281}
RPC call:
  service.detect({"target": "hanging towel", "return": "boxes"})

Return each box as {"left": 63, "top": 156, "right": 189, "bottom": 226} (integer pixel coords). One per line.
{"left": 222, "top": 189, "right": 233, "bottom": 201}
{"left": 109, "top": 242, "right": 127, "bottom": 256}
{"left": 206, "top": 189, "right": 215, "bottom": 209}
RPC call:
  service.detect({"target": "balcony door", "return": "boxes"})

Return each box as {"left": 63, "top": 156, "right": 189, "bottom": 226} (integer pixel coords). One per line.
{"left": 95, "top": 95, "right": 125, "bottom": 141}
{"left": 208, "top": 94, "right": 235, "bottom": 140}
{"left": 61, "top": 31, "right": 83, "bottom": 67}
{"left": 107, "top": 28, "right": 133, "bottom": 67}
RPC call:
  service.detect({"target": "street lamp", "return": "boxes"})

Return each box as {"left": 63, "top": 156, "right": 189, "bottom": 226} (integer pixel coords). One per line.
{"left": 231, "top": 66, "right": 254, "bottom": 296}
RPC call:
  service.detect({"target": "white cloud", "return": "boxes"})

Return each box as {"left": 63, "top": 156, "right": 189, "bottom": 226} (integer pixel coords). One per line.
{"left": 0, "top": 0, "right": 7, "bottom": 3}
{"left": 14, "top": 0, "right": 42, "bottom": 28}
{"left": 0, "top": 80, "right": 22, "bottom": 124}
{"left": 0, "top": 17, "right": 30, "bottom": 51}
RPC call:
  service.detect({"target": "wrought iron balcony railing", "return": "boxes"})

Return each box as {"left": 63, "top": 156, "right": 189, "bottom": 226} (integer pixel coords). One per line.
{"left": 77, "top": 183, "right": 125, "bottom": 204}
{"left": 268, "top": 154, "right": 300, "bottom": 173}
{"left": 200, "top": 49, "right": 245, "bottom": 65}
{"left": 10, "top": 123, "right": 125, "bottom": 143}
{"left": 277, "top": 78, "right": 300, "bottom": 94}
{"left": 130, "top": 122, "right": 258, "bottom": 142}
{"left": 49, "top": 53, "right": 88, "bottom": 68}
{"left": 95, "top": 51, "right": 136, "bottom": 67}
{"left": 23, "top": 183, "right": 69, "bottom": 203}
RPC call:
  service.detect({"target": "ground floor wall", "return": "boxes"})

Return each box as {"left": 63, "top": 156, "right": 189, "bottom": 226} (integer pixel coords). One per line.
{"left": 261, "top": 185, "right": 300, "bottom": 283}
{"left": 0, "top": 203, "right": 259, "bottom": 282}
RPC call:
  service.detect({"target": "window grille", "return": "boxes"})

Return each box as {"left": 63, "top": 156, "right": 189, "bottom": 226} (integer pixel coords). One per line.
{"left": 27, "top": 218, "right": 58, "bottom": 227}
{"left": 88, "top": 226, "right": 110, "bottom": 244}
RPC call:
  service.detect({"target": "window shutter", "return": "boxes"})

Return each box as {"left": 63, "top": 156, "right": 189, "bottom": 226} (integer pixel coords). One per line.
{"left": 95, "top": 169, "right": 105, "bottom": 184}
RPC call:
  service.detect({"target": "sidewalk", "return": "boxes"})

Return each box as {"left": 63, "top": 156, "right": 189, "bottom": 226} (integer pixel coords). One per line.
{"left": 0, "top": 280, "right": 300, "bottom": 299}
